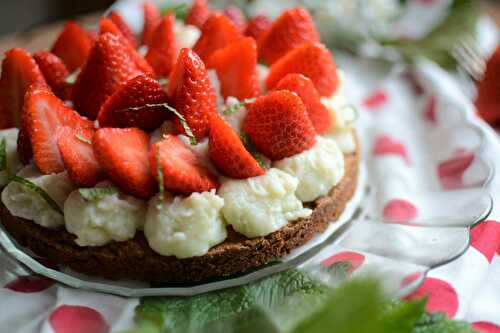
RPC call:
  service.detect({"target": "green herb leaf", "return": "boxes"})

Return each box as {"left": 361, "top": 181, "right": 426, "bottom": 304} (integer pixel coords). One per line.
{"left": 65, "top": 69, "right": 80, "bottom": 84}
{"left": 223, "top": 98, "right": 256, "bottom": 116}
{"left": 9, "top": 175, "right": 63, "bottom": 215}
{"left": 0, "top": 138, "right": 7, "bottom": 172}
{"left": 155, "top": 149, "right": 165, "bottom": 210}
{"left": 240, "top": 132, "right": 268, "bottom": 170}
{"left": 161, "top": 3, "right": 189, "bottom": 20}
{"left": 78, "top": 187, "right": 118, "bottom": 202}
{"left": 413, "top": 312, "right": 477, "bottom": 333}
{"left": 123, "top": 103, "right": 197, "bottom": 145}
{"left": 75, "top": 134, "right": 92, "bottom": 145}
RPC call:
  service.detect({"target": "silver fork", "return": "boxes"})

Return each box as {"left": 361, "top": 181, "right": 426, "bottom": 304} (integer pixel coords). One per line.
{"left": 451, "top": 35, "right": 487, "bottom": 97}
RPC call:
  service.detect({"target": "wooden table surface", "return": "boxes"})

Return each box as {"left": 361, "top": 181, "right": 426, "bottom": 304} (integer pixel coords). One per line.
{"left": 0, "top": 1, "right": 498, "bottom": 57}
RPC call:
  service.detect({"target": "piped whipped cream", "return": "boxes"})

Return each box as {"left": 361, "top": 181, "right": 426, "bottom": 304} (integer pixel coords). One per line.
{"left": 1, "top": 164, "right": 76, "bottom": 228}
{"left": 64, "top": 182, "right": 147, "bottom": 246}
{"left": 175, "top": 20, "right": 201, "bottom": 50}
{"left": 0, "top": 128, "right": 22, "bottom": 187}
{"left": 219, "top": 168, "right": 312, "bottom": 238}
{"left": 144, "top": 190, "right": 227, "bottom": 258}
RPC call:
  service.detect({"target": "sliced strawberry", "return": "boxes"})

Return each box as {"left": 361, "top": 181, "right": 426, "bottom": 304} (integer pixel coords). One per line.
{"left": 208, "top": 37, "right": 259, "bottom": 100}
{"left": 108, "top": 11, "right": 137, "bottom": 47}
{"left": 150, "top": 134, "right": 218, "bottom": 195}
{"left": 193, "top": 13, "right": 242, "bottom": 62}
{"left": 145, "top": 14, "right": 178, "bottom": 77}
{"left": 476, "top": 46, "right": 500, "bottom": 125}
{"left": 266, "top": 42, "right": 339, "bottom": 97}
{"left": 0, "top": 48, "right": 47, "bottom": 129}
{"left": 98, "top": 75, "right": 169, "bottom": 132}
{"left": 25, "top": 87, "right": 93, "bottom": 174}
{"left": 51, "top": 21, "right": 93, "bottom": 72}
{"left": 94, "top": 128, "right": 155, "bottom": 199}
{"left": 258, "top": 8, "right": 319, "bottom": 65}
{"left": 245, "top": 14, "right": 272, "bottom": 41}
{"left": 167, "top": 48, "right": 217, "bottom": 140}
{"left": 275, "top": 73, "right": 332, "bottom": 134}
{"left": 209, "top": 114, "right": 264, "bottom": 179}
{"left": 142, "top": 1, "right": 161, "bottom": 46}
{"left": 57, "top": 127, "right": 105, "bottom": 187}
{"left": 185, "top": 0, "right": 211, "bottom": 29}
{"left": 33, "top": 51, "right": 71, "bottom": 100}
{"left": 99, "top": 18, "right": 155, "bottom": 76}
{"left": 223, "top": 5, "right": 247, "bottom": 33}
{"left": 72, "top": 33, "right": 145, "bottom": 120}
{"left": 243, "top": 90, "right": 316, "bottom": 161}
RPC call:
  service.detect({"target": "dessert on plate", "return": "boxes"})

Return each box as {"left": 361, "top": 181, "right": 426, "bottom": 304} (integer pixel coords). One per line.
{"left": 0, "top": 0, "right": 359, "bottom": 284}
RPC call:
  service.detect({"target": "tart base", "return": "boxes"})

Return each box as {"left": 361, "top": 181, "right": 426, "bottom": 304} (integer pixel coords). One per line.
{"left": 0, "top": 135, "right": 360, "bottom": 285}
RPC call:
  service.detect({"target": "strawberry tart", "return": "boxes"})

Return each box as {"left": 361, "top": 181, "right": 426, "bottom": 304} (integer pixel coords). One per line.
{"left": 0, "top": 1, "right": 359, "bottom": 284}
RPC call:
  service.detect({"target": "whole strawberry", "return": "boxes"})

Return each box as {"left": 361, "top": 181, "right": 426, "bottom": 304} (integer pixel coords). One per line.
{"left": 145, "top": 14, "right": 178, "bottom": 77}
{"left": 33, "top": 51, "right": 71, "bottom": 100}
{"left": 266, "top": 42, "right": 339, "bottom": 97}
{"left": 98, "top": 75, "right": 169, "bottom": 132}
{"left": 108, "top": 11, "right": 137, "bottom": 47}
{"left": 245, "top": 15, "right": 272, "bottom": 41}
{"left": 258, "top": 8, "right": 319, "bottom": 65}
{"left": 167, "top": 48, "right": 217, "bottom": 140}
{"left": 243, "top": 90, "right": 316, "bottom": 161}
{"left": 274, "top": 73, "right": 332, "bottom": 134}
{"left": 223, "top": 5, "right": 247, "bottom": 33}
{"left": 185, "top": 0, "right": 211, "bottom": 29}
{"left": 51, "top": 21, "right": 93, "bottom": 72}
{"left": 209, "top": 114, "right": 264, "bottom": 179}
{"left": 208, "top": 37, "right": 260, "bottom": 100}
{"left": 72, "top": 33, "right": 145, "bottom": 119}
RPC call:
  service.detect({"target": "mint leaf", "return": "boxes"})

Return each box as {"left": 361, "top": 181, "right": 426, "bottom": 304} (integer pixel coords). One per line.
{"left": 223, "top": 98, "right": 256, "bottom": 116}
{"left": 9, "top": 175, "right": 63, "bottom": 215}
{"left": 75, "top": 134, "right": 92, "bottom": 145}
{"left": 155, "top": 149, "right": 165, "bottom": 210}
{"left": 123, "top": 103, "right": 197, "bottom": 145}
{"left": 0, "top": 138, "right": 7, "bottom": 172}
{"left": 78, "top": 187, "right": 118, "bottom": 202}
{"left": 240, "top": 132, "right": 267, "bottom": 170}
{"left": 161, "top": 3, "right": 189, "bottom": 20}
{"left": 413, "top": 312, "right": 477, "bottom": 333}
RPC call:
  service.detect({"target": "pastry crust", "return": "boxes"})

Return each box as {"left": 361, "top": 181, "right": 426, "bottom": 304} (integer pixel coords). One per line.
{"left": 0, "top": 134, "right": 360, "bottom": 285}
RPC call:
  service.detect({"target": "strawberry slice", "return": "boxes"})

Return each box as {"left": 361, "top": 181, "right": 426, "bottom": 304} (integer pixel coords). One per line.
{"left": 243, "top": 90, "right": 316, "bottom": 161}
{"left": 107, "top": 11, "right": 137, "bottom": 47}
{"left": 142, "top": 1, "right": 161, "bottom": 46}
{"left": 57, "top": 127, "right": 105, "bottom": 187}
{"left": 98, "top": 75, "right": 169, "bottom": 132}
{"left": 72, "top": 33, "right": 145, "bottom": 120}
{"left": 223, "top": 5, "right": 247, "bottom": 33}
{"left": 266, "top": 42, "right": 339, "bottom": 97}
{"left": 207, "top": 37, "right": 259, "bottom": 100}
{"left": 0, "top": 48, "right": 47, "bottom": 129}
{"left": 94, "top": 128, "right": 156, "bottom": 199}
{"left": 274, "top": 73, "right": 332, "bottom": 134}
{"left": 99, "top": 18, "right": 155, "bottom": 76}
{"left": 167, "top": 48, "right": 217, "bottom": 140}
{"left": 193, "top": 13, "right": 242, "bottom": 62}
{"left": 150, "top": 134, "right": 218, "bottom": 195}
{"left": 51, "top": 21, "right": 93, "bottom": 72}
{"left": 245, "top": 15, "right": 272, "bottom": 41}
{"left": 185, "top": 0, "right": 211, "bottom": 29}
{"left": 24, "top": 87, "right": 93, "bottom": 174}
{"left": 209, "top": 114, "right": 264, "bottom": 179}
{"left": 33, "top": 51, "right": 71, "bottom": 101}
{"left": 258, "top": 8, "right": 319, "bottom": 65}
{"left": 476, "top": 46, "right": 500, "bottom": 125}
{"left": 145, "top": 14, "right": 178, "bottom": 77}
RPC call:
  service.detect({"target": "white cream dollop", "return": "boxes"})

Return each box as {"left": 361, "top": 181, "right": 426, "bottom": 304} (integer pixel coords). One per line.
{"left": 144, "top": 190, "right": 227, "bottom": 258}
{"left": 219, "top": 168, "right": 312, "bottom": 238}
{"left": 1, "top": 164, "right": 76, "bottom": 228}
{"left": 63, "top": 182, "right": 147, "bottom": 246}
{"left": 0, "top": 128, "right": 22, "bottom": 187}
{"left": 175, "top": 20, "right": 201, "bottom": 50}
{"left": 274, "top": 137, "right": 345, "bottom": 202}
{"left": 222, "top": 96, "right": 248, "bottom": 134}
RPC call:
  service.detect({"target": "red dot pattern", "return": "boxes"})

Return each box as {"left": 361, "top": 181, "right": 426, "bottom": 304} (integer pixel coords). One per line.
{"left": 405, "top": 277, "right": 459, "bottom": 318}
{"left": 49, "top": 305, "right": 109, "bottom": 333}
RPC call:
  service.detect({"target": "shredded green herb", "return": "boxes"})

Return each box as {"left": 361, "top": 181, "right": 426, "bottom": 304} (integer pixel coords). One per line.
{"left": 75, "top": 134, "right": 92, "bottom": 145}
{"left": 0, "top": 138, "right": 7, "bottom": 172}
{"left": 223, "top": 98, "right": 256, "bottom": 116}
{"left": 240, "top": 132, "right": 268, "bottom": 169}
{"left": 161, "top": 3, "right": 189, "bottom": 20}
{"left": 64, "top": 69, "right": 80, "bottom": 84}
{"left": 79, "top": 187, "right": 118, "bottom": 202}
{"left": 9, "top": 176, "right": 63, "bottom": 214}
{"left": 155, "top": 149, "right": 165, "bottom": 210}
{"left": 123, "top": 103, "right": 197, "bottom": 145}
